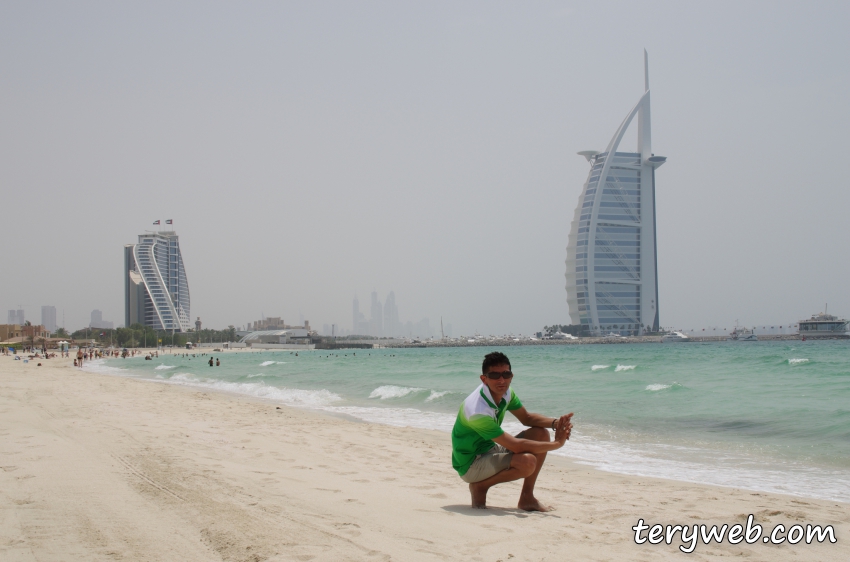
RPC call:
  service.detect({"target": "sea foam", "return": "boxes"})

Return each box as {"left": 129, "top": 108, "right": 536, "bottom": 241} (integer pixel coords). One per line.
{"left": 591, "top": 365, "right": 610, "bottom": 371}
{"left": 645, "top": 384, "right": 671, "bottom": 391}
{"left": 167, "top": 373, "right": 342, "bottom": 407}
{"left": 425, "top": 390, "right": 450, "bottom": 402}
{"left": 326, "top": 405, "right": 456, "bottom": 433}
{"left": 154, "top": 364, "right": 176, "bottom": 370}
{"left": 553, "top": 431, "right": 850, "bottom": 504}
{"left": 615, "top": 365, "right": 636, "bottom": 372}
{"left": 369, "top": 385, "right": 425, "bottom": 400}
{"left": 259, "top": 360, "right": 276, "bottom": 366}
{"left": 788, "top": 358, "right": 810, "bottom": 365}
{"left": 81, "top": 359, "right": 130, "bottom": 375}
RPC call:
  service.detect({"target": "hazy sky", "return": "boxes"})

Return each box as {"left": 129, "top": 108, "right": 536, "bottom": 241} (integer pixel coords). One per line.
{"left": 2, "top": 1, "right": 849, "bottom": 335}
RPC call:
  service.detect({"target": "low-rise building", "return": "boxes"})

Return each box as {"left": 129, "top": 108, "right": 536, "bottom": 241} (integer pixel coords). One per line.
{"left": 0, "top": 324, "right": 50, "bottom": 342}
{"left": 0, "top": 324, "right": 22, "bottom": 341}
{"left": 250, "top": 317, "right": 311, "bottom": 332}
{"left": 240, "top": 329, "right": 310, "bottom": 345}
{"left": 22, "top": 325, "right": 51, "bottom": 340}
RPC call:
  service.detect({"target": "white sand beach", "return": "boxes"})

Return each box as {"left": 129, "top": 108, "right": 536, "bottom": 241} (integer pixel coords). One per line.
{"left": 1, "top": 356, "right": 847, "bottom": 561}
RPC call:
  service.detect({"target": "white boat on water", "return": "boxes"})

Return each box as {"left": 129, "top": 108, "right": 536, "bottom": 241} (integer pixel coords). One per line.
{"left": 728, "top": 324, "right": 758, "bottom": 341}
{"left": 661, "top": 331, "right": 691, "bottom": 343}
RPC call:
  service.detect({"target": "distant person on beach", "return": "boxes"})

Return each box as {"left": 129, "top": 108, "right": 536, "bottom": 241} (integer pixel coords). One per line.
{"left": 215, "top": 358, "right": 220, "bottom": 366}
{"left": 452, "top": 351, "right": 573, "bottom": 512}
{"left": 76, "top": 349, "right": 84, "bottom": 368}
{"left": 208, "top": 357, "right": 213, "bottom": 367}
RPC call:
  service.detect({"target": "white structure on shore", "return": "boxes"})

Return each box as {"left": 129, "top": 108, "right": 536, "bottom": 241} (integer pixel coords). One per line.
{"left": 124, "top": 230, "right": 191, "bottom": 332}
{"left": 565, "top": 51, "right": 666, "bottom": 336}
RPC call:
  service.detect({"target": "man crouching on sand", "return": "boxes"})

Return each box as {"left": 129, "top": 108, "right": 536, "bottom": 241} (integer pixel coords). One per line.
{"left": 451, "top": 351, "right": 573, "bottom": 511}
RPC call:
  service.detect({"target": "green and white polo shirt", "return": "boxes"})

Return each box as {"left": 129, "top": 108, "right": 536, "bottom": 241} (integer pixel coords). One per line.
{"left": 451, "top": 383, "right": 522, "bottom": 476}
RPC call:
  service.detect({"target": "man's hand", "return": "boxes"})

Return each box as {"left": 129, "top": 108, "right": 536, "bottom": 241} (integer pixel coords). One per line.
{"left": 554, "top": 413, "right": 573, "bottom": 446}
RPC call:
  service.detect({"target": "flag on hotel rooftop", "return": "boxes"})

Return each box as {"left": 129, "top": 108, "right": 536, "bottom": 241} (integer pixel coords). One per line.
{"left": 166, "top": 219, "right": 173, "bottom": 224}
{"left": 153, "top": 220, "right": 160, "bottom": 225}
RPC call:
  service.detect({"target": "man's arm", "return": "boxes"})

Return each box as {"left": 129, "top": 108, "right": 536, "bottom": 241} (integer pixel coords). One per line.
{"left": 492, "top": 415, "right": 573, "bottom": 454}
{"left": 510, "top": 406, "right": 570, "bottom": 430}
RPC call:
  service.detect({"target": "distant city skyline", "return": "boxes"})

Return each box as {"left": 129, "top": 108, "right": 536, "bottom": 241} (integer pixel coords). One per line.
{"left": 351, "top": 292, "right": 435, "bottom": 338}
{"left": 2, "top": 3, "right": 849, "bottom": 334}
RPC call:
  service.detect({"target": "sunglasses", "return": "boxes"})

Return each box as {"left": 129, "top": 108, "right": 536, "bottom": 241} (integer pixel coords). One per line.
{"left": 485, "top": 371, "right": 513, "bottom": 380}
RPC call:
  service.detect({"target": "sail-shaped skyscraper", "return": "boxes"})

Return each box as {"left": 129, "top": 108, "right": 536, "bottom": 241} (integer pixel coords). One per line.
{"left": 565, "top": 52, "right": 666, "bottom": 336}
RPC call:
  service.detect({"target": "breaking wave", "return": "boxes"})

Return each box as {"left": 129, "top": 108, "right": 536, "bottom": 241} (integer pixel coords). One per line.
{"left": 646, "top": 384, "right": 670, "bottom": 391}
{"left": 81, "top": 360, "right": 130, "bottom": 375}
{"left": 425, "top": 390, "right": 451, "bottom": 402}
{"left": 167, "top": 373, "right": 342, "bottom": 407}
{"left": 369, "top": 385, "right": 426, "bottom": 400}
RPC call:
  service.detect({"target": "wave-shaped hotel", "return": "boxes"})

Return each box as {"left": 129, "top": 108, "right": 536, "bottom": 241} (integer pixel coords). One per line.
{"left": 124, "top": 229, "right": 191, "bottom": 332}
{"left": 565, "top": 52, "right": 666, "bottom": 336}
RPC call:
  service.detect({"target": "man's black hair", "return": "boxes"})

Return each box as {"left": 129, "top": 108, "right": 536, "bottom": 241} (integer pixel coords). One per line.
{"left": 482, "top": 351, "right": 511, "bottom": 374}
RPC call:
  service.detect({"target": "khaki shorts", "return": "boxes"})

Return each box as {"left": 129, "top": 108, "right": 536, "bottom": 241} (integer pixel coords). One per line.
{"left": 460, "top": 444, "right": 512, "bottom": 483}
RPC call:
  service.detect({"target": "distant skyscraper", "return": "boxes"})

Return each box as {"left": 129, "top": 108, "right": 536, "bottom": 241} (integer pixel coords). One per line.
{"left": 124, "top": 230, "right": 191, "bottom": 331}
{"left": 41, "top": 305, "right": 57, "bottom": 333}
{"left": 370, "top": 291, "right": 383, "bottom": 337}
{"left": 7, "top": 309, "right": 24, "bottom": 325}
{"left": 352, "top": 295, "right": 368, "bottom": 334}
{"left": 90, "top": 309, "right": 114, "bottom": 329}
{"left": 383, "top": 291, "right": 399, "bottom": 337}
{"left": 565, "top": 51, "right": 666, "bottom": 336}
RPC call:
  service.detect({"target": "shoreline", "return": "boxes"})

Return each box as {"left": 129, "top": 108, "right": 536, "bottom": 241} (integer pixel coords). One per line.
{"left": 94, "top": 351, "right": 850, "bottom": 505}
{"left": 387, "top": 334, "right": 810, "bottom": 348}
{"left": 2, "top": 356, "right": 848, "bottom": 560}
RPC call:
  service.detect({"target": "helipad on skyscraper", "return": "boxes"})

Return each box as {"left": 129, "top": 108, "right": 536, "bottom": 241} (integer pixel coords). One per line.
{"left": 565, "top": 51, "right": 666, "bottom": 337}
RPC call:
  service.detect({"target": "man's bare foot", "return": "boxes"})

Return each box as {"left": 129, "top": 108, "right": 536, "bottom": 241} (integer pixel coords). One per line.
{"left": 469, "top": 482, "right": 488, "bottom": 508}
{"left": 518, "top": 495, "right": 554, "bottom": 512}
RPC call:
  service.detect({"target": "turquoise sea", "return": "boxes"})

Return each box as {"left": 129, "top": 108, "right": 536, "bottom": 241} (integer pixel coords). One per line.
{"left": 92, "top": 340, "right": 850, "bottom": 503}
